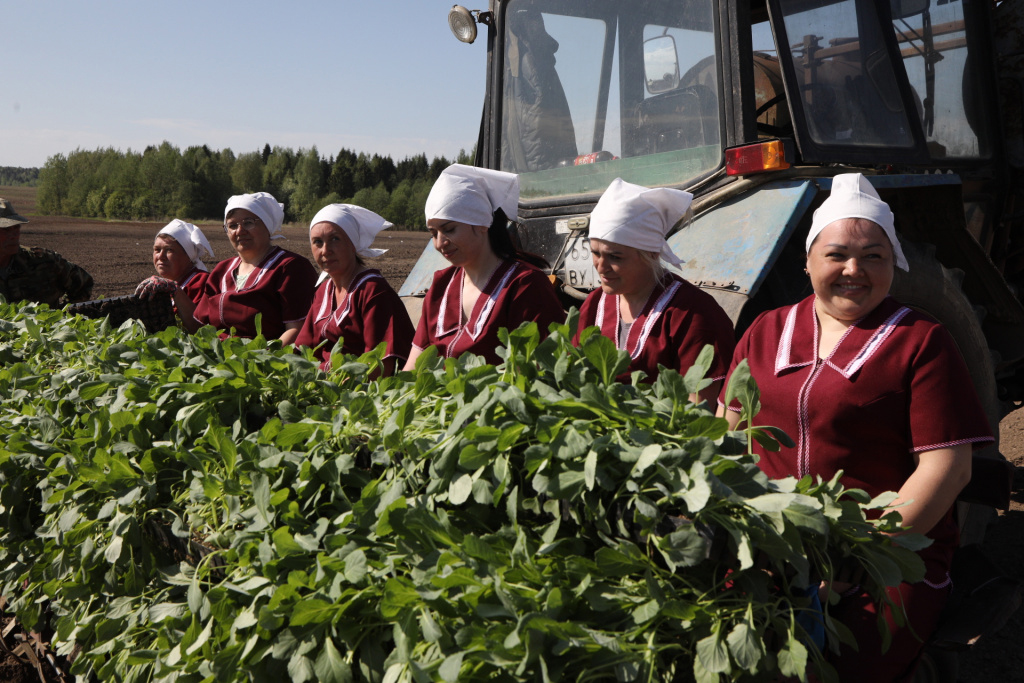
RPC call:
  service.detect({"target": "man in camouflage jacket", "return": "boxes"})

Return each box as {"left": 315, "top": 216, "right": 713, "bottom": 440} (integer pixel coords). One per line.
{"left": 0, "top": 198, "right": 93, "bottom": 307}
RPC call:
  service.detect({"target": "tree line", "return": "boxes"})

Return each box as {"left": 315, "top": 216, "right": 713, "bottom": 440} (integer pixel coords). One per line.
{"left": 35, "top": 143, "right": 474, "bottom": 229}
{"left": 0, "top": 167, "right": 40, "bottom": 186}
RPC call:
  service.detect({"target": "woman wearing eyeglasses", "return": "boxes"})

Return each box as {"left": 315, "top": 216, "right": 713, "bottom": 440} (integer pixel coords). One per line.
{"left": 188, "top": 192, "right": 317, "bottom": 342}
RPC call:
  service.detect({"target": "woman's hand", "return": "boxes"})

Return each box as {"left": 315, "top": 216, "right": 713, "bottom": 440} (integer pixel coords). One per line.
{"left": 889, "top": 444, "right": 972, "bottom": 536}
{"left": 279, "top": 321, "right": 304, "bottom": 346}
{"left": 135, "top": 276, "right": 177, "bottom": 300}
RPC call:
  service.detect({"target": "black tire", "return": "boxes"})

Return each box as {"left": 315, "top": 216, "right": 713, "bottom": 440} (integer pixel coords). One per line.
{"left": 890, "top": 240, "right": 1003, "bottom": 545}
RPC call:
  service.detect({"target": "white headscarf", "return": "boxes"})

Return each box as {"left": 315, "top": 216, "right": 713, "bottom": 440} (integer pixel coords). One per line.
{"left": 157, "top": 219, "right": 215, "bottom": 272}
{"left": 425, "top": 164, "right": 519, "bottom": 227}
{"left": 807, "top": 173, "right": 909, "bottom": 271}
{"left": 225, "top": 192, "right": 286, "bottom": 241}
{"left": 588, "top": 178, "right": 692, "bottom": 266}
{"left": 309, "top": 204, "right": 390, "bottom": 259}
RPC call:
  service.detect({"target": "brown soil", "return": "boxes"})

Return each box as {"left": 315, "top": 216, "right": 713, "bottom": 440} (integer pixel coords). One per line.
{"left": 19, "top": 215, "right": 429, "bottom": 299}
{"left": 8, "top": 214, "right": 1024, "bottom": 682}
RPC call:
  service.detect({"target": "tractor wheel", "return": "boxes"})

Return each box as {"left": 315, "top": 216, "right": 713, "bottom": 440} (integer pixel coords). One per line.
{"left": 890, "top": 240, "right": 1003, "bottom": 545}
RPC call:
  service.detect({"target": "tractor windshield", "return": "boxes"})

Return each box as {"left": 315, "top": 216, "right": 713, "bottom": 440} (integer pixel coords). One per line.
{"left": 498, "top": 0, "right": 721, "bottom": 203}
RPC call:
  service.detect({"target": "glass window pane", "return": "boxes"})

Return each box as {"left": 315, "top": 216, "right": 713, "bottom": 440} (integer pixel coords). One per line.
{"left": 892, "top": 1, "right": 987, "bottom": 158}
{"left": 777, "top": 0, "right": 916, "bottom": 148}
{"left": 501, "top": 0, "right": 721, "bottom": 203}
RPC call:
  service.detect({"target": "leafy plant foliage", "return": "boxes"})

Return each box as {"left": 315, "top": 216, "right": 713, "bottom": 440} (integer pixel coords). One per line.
{"left": 0, "top": 302, "right": 927, "bottom": 682}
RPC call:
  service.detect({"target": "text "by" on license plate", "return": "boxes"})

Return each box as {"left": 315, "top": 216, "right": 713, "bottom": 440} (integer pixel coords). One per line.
{"left": 563, "top": 236, "right": 598, "bottom": 289}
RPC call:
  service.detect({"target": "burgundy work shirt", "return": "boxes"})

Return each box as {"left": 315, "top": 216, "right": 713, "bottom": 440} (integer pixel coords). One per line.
{"left": 575, "top": 273, "right": 735, "bottom": 383}
{"left": 193, "top": 246, "right": 317, "bottom": 339}
{"left": 412, "top": 259, "right": 565, "bottom": 365}
{"left": 294, "top": 269, "right": 414, "bottom": 370}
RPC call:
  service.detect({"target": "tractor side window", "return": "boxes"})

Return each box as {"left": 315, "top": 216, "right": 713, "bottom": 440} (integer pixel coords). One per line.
{"left": 891, "top": 0, "right": 989, "bottom": 159}
{"left": 751, "top": 18, "right": 792, "bottom": 137}
{"left": 777, "top": 0, "right": 917, "bottom": 148}
{"left": 630, "top": 21, "right": 720, "bottom": 156}
{"left": 502, "top": 7, "right": 610, "bottom": 172}
{"left": 502, "top": 0, "right": 721, "bottom": 203}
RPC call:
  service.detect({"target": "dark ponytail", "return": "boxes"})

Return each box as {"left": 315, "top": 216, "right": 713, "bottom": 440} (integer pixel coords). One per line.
{"left": 487, "top": 208, "right": 550, "bottom": 270}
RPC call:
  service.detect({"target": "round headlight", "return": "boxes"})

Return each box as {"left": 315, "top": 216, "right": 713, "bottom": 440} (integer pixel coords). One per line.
{"left": 448, "top": 5, "right": 478, "bottom": 44}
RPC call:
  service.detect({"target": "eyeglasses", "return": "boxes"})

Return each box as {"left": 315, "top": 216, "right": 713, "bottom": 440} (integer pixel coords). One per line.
{"left": 224, "top": 217, "right": 261, "bottom": 233}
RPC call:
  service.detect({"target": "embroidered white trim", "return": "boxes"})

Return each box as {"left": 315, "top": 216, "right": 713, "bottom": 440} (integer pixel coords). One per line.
{"left": 317, "top": 271, "right": 380, "bottom": 338}
{"left": 219, "top": 257, "right": 241, "bottom": 293}
{"left": 910, "top": 436, "right": 995, "bottom": 453}
{"left": 220, "top": 248, "right": 286, "bottom": 293}
{"left": 839, "top": 306, "right": 911, "bottom": 378}
{"left": 180, "top": 270, "right": 200, "bottom": 288}
{"left": 774, "top": 305, "right": 800, "bottom": 374}
{"left": 469, "top": 264, "right": 518, "bottom": 341}
{"left": 631, "top": 281, "right": 680, "bottom": 360}
{"left": 923, "top": 572, "right": 952, "bottom": 589}
{"left": 436, "top": 270, "right": 462, "bottom": 339}
{"left": 795, "top": 361, "right": 825, "bottom": 478}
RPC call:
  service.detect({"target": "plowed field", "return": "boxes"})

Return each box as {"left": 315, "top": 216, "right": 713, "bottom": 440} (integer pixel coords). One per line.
{"left": 21, "top": 215, "right": 429, "bottom": 299}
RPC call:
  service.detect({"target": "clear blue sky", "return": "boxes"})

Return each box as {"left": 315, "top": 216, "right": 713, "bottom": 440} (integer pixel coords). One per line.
{"left": 3, "top": 1, "right": 487, "bottom": 168}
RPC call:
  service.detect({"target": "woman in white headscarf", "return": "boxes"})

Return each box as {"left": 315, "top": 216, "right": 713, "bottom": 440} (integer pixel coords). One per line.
{"left": 293, "top": 204, "right": 414, "bottom": 374}
{"left": 718, "top": 173, "right": 992, "bottom": 681}
{"left": 573, "top": 178, "right": 735, "bottom": 397}
{"left": 403, "top": 164, "right": 564, "bottom": 369}
{"left": 189, "top": 192, "right": 317, "bottom": 342}
{"left": 135, "top": 219, "right": 215, "bottom": 320}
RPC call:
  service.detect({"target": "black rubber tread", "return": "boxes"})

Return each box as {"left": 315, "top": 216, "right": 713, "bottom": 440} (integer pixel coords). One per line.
{"left": 891, "top": 239, "right": 1004, "bottom": 545}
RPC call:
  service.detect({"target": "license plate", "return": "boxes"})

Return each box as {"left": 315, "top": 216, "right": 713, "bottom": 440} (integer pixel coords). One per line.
{"left": 562, "top": 235, "right": 599, "bottom": 290}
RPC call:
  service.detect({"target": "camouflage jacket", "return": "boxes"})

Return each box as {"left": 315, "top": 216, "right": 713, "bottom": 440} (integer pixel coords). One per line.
{"left": 0, "top": 247, "right": 94, "bottom": 308}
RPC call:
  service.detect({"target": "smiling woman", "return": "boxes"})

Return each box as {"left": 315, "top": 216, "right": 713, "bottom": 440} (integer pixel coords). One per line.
{"left": 719, "top": 173, "right": 992, "bottom": 681}
{"left": 188, "top": 192, "right": 317, "bottom": 342}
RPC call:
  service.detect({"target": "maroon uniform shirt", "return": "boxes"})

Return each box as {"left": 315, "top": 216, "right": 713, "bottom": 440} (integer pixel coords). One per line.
{"left": 193, "top": 246, "right": 317, "bottom": 339}
{"left": 177, "top": 266, "right": 209, "bottom": 305}
{"left": 412, "top": 259, "right": 564, "bottom": 365}
{"left": 721, "top": 294, "right": 993, "bottom": 681}
{"left": 574, "top": 273, "right": 735, "bottom": 382}
{"left": 294, "top": 269, "right": 414, "bottom": 370}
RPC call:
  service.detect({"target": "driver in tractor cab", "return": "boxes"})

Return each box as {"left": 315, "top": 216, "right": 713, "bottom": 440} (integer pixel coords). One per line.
{"left": 502, "top": 8, "right": 578, "bottom": 172}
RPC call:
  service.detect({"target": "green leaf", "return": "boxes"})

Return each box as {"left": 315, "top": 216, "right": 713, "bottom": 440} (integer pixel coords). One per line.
{"left": 726, "top": 618, "right": 760, "bottom": 670}
{"left": 276, "top": 423, "right": 318, "bottom": 449}
{"left": 273, "top": 527, "right": 305, "bottom": 557}
{"left": 290, "top": 599, "right": 336, "bottom": 627}
{"left": 380, "top": 578, "right": 419, "bottom": 619}
{"left": 104, "top": 536, "right": 124, "bottom": 563}
{"left": 449, "top": 473, "right": 473, "bottom": 505}
{"left": 632, "top": 599, "right": 660, "bottom": 625}
{"left": 695, "top": 627, "right": 730, "bottom": 674}
{"left": 439, "top": 652, "right": 464, "bottom": 683}
{"left": 344, "top": 548, "right": 367, "bottom": 584}
{"left": 777, "top": 632, "right": 808, "bottom": 677}
{"left": 579, "top": 330, "right": 630, "bottom": 384}
{"left": 185, "top": 617, "right": 214, "bottom": 655}
{"left": 314, "top": 638, "right": 353, "bottom": 683}
{"left": 633, "top": 444, "right": 662, "bottom": 476}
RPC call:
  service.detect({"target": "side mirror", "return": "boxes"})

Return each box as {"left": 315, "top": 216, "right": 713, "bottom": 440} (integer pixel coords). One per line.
{"left": 890, "top": 0, "right": 929, "bottom": 20}
{"left": 644, "top": 35, "right": 680, "bottom": 95}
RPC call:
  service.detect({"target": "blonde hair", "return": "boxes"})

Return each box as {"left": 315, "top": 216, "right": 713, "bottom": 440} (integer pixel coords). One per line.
{"left": 636, "top": 249, "right": 667, "bottom": 281}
